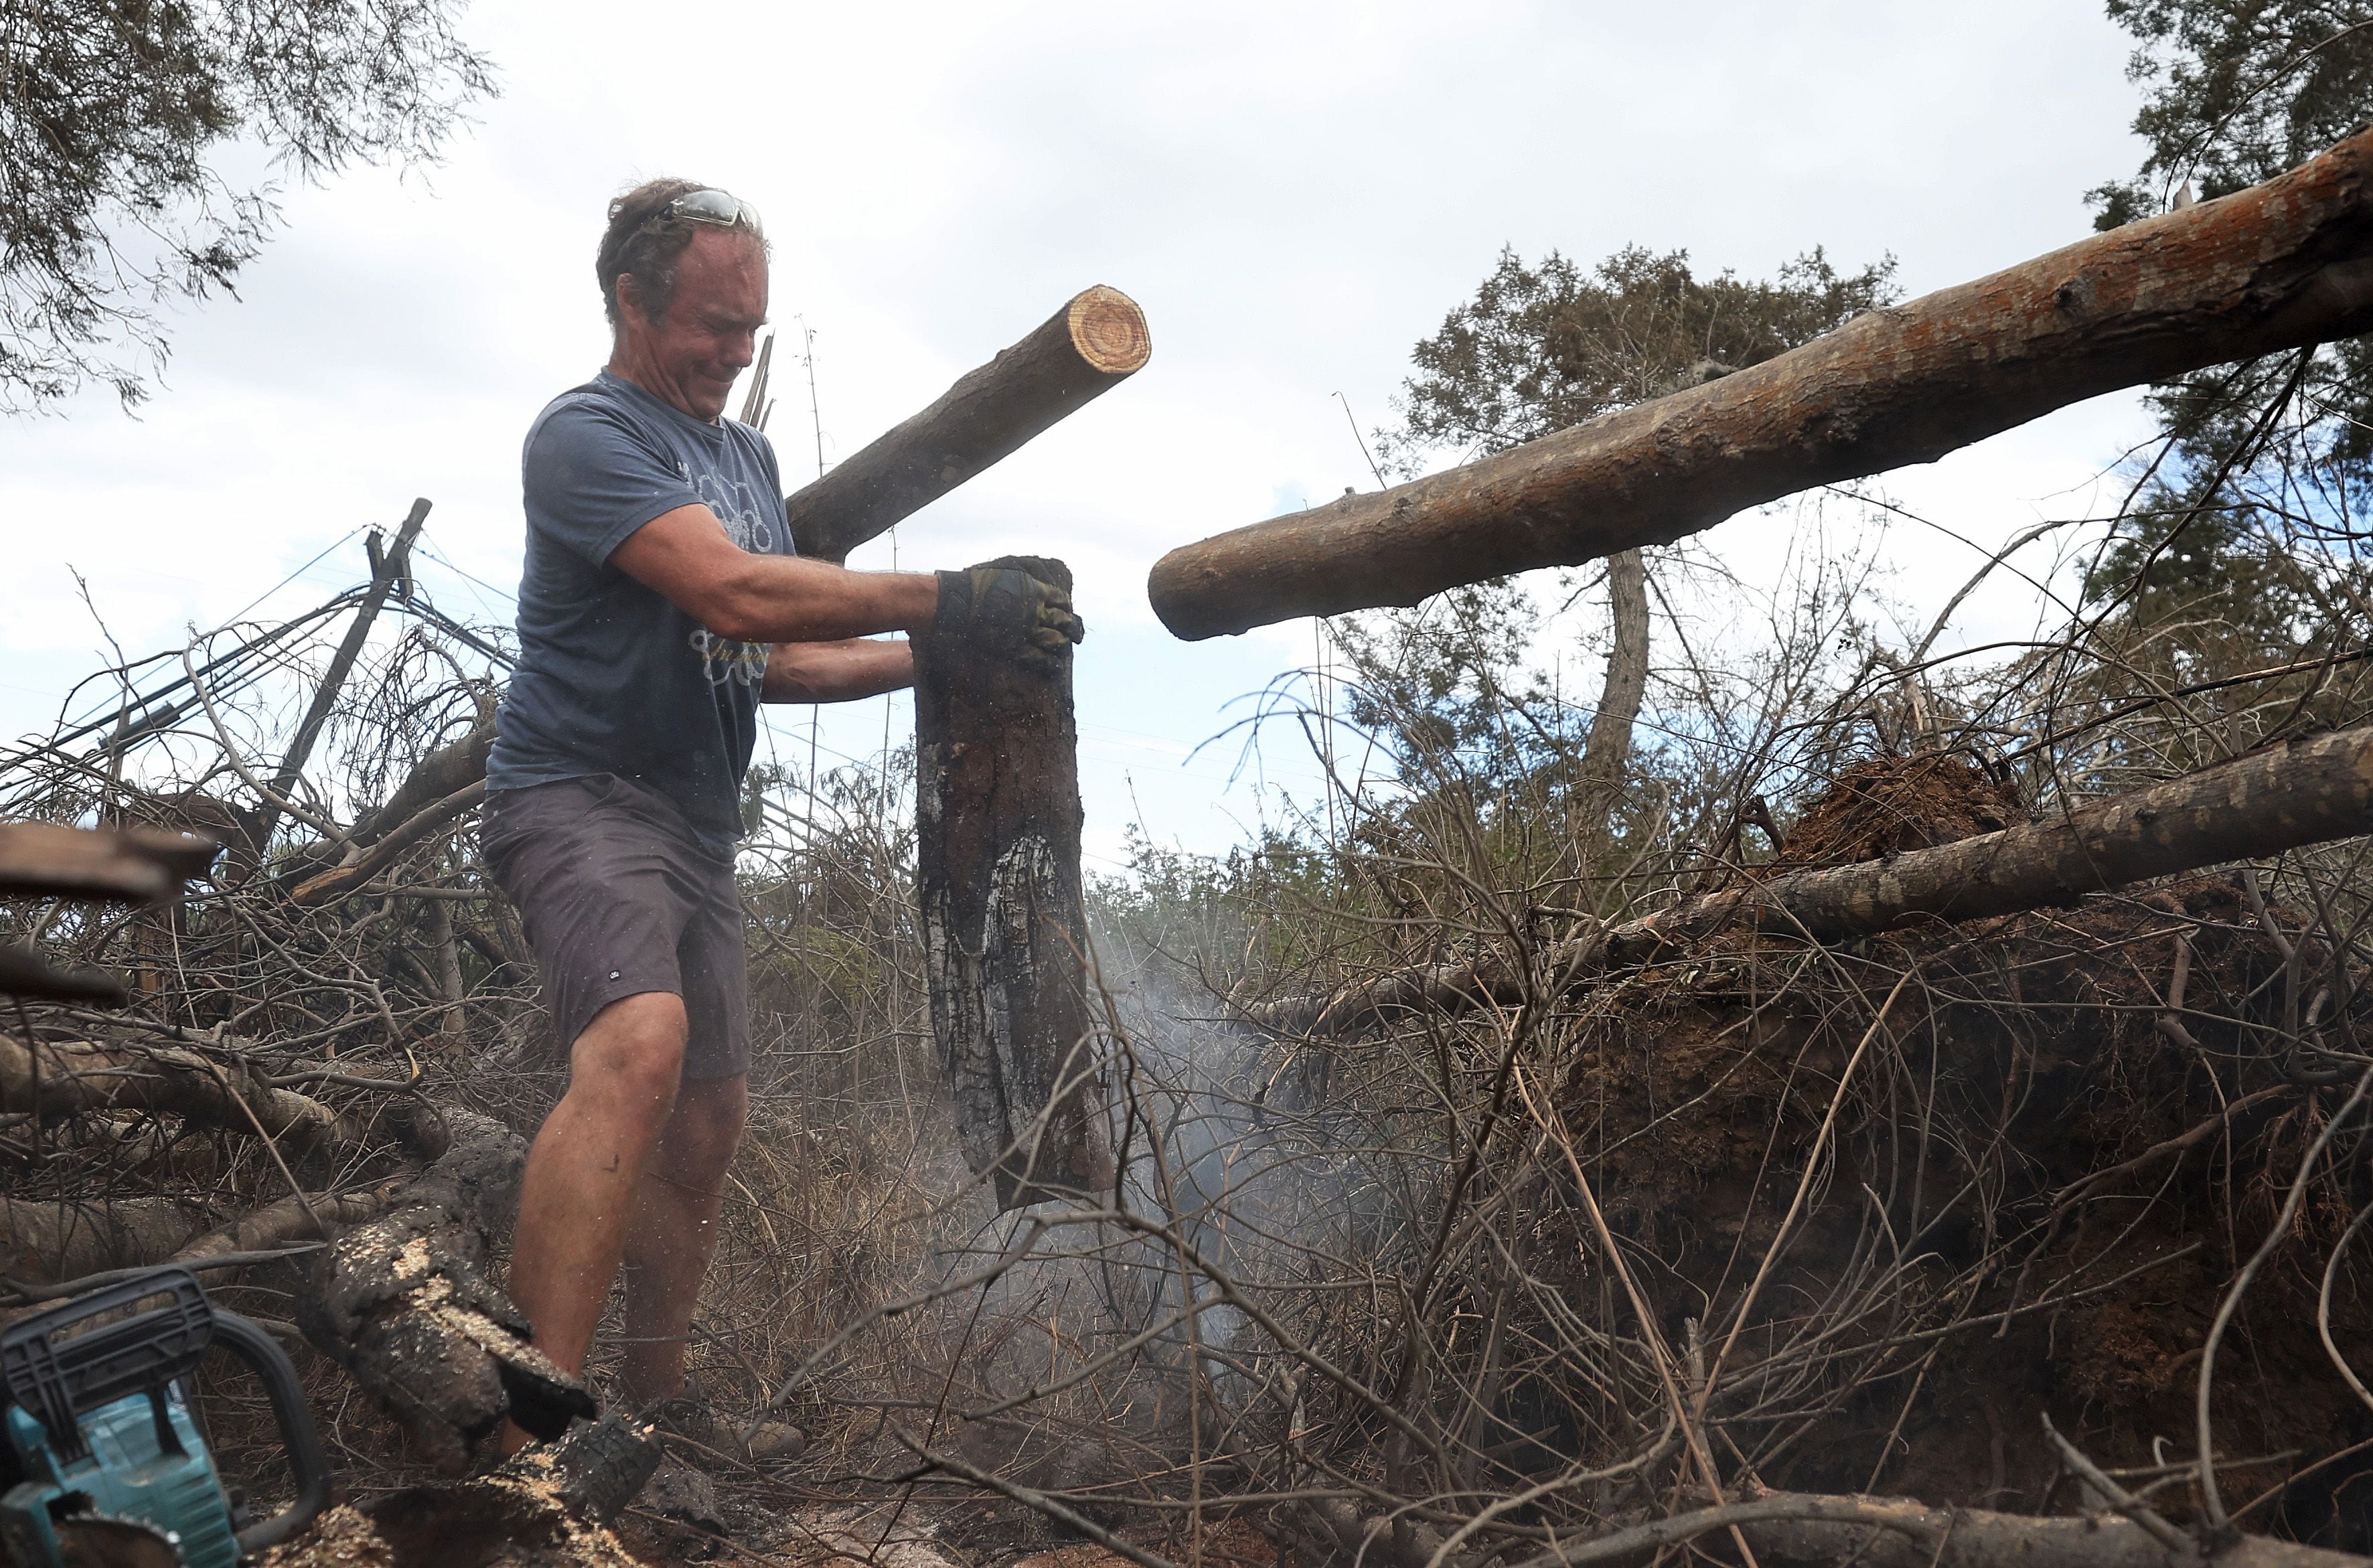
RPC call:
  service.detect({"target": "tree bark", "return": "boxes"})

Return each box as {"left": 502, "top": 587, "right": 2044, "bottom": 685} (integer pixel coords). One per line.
{"left": 299, "top": 1108, "right": 595, "bottom": 1472}
{"left": 914, "top": 556, "right": 1109, "bottom": 1210}
{"left": 0, "top": 1198, "right": 201, "bottom": 1286}
{"left": 786, "top": 288, "right": 1150, "bottom": 562}
{"left": 1251, "top": 722, "right": 2373, "bottom": 1037}
{"left": 1148, "top": 126, "right": 2373, "bottom": 640}
{"left": 1576, "top": 548, "right": 1649, "bottom": 842}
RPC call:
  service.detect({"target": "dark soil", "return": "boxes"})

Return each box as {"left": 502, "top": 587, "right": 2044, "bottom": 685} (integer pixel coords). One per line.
{"left": 1532, "top": 752, "right": 2373, "bottom": 1546}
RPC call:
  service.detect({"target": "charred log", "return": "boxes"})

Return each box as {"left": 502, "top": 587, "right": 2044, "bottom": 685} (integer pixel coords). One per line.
{"left": 298, "top": 1108, "right": 594, "bottom": 1472}
{"left": 914, "top": 555, "right": 1109, "bottom": 1209}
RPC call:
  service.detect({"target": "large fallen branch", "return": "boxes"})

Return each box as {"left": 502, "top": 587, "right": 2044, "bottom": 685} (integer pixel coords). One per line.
{"left": 1149, "top": 125, "right": 2373, "bottom": 639}
{"left": 288, "top": 778, "right": 487, "bottom": 906}
{"left": 0, "top": 1034, "right": 385, "bottom": 1166}
{"left": 1251, "top": 724, "right": 2373, "bottom": 1037}
{"left": 786, "top": 286, "right": 1151, "bottom": 562}
{"left": 299, "top": 1107, "right": 594, "bottom": 1472}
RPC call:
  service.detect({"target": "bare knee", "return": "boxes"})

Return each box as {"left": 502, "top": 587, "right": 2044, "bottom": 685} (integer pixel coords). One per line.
{"left": 660, "top": 1072, "right": 747, "bottom": 1184}
{"left": 571, "top": 992, "right": 690, "bottom": 1115}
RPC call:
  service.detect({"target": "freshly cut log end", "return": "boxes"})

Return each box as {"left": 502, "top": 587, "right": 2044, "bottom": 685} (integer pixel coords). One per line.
{"left": 1065, "top": 285, "right": 1152, "bottom": 374}
{"left": 915, "top": 556, "right": 1112, "bottom": 1210}
{"left": 787, "top": 287, "right": 1150, "bottom": 562}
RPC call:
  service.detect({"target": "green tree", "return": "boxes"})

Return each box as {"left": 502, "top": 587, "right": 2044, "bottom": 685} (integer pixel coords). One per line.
{"left": 2, "top": 0, "right": 495, "bottom": 414}
{"left": 1355, "top": 244, "right": 1896, "bottom": 819}
{"left": 2081, "top": 0, "right": 2373, "bottom": 634}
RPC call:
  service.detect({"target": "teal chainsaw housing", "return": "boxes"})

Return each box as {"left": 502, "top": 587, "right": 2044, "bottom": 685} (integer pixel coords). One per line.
{"left": 1, "top": 1389, "right": 240, "bottom": 1568}
{"left": 0, "top": 1267, "right": 329, "bottom": 1568}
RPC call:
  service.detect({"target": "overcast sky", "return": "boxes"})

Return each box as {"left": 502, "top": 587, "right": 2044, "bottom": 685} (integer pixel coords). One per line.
{"left": 0, "top": 0, "right": 2157, "bottom": 868}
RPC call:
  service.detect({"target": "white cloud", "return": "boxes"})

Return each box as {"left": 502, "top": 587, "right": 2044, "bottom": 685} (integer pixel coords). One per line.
{"left": 0, "top": 0, "right": 2153, "bottom": 853}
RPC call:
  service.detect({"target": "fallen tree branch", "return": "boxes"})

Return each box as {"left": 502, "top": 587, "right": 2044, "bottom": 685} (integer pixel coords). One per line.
{"left": 299, "top": 1107, "right": 595, "bottom": 1472}
{"left": 1250, "top": 724, "right": 2373, "bottom": 1036}
{"left": 2, "top": 1244, "right": 325, "bottom": 1306}
{"left": 0, "top": 1034, "right": 376, "bottom": 1165}
{"left": 1693, "top": 1490, "right": 2361, "bottom": 1568}
{"left": 1149, "top": 125, "right": 2373, "bottom": 639}
{"left": 289, "top": 779, "right": 487, "bottom": 906}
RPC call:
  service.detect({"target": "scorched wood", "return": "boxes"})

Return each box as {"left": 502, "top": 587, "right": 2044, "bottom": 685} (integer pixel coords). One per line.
{"left": 914, "top": 556, "right": 1108, "bottom": 1209}
{"left": 787, "top": 289, "right": 1150, "bottom": 562}
{"left": 1150, "top": 125, "right": 2373, "bottom": 639}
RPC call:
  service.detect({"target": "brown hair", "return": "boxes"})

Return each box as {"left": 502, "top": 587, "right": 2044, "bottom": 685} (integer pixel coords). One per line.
{"left": 595, "top": 177, "right": 766, "bottom": 329}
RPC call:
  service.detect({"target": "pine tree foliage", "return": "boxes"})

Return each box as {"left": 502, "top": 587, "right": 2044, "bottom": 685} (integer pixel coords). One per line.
{"left": 1385, "top": 244, "right": 1898, "bottom": 466}
{"left": 2082, "top": 0, "right": 2373, "bottom": 631}
{"left": 1, "top": 0, "right": 495, "bottom": 413}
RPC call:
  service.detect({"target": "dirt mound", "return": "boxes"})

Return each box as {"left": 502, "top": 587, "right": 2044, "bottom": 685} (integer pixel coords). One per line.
{"left": 1768, "top": 751, "right": 2021, "bottom": 868}
{"left": 1529, "top": 864, "right": 2373, "bottom": 1543}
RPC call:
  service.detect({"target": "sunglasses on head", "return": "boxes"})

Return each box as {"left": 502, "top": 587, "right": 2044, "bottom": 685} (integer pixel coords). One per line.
{"left": 665, "top": 188, "right": 760, "bottom": 231}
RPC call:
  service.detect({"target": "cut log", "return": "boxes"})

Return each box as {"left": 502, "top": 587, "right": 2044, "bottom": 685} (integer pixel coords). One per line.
{"left": 299, "top": 1107, "right": 595, "bottom": 1472}
{"left": 1149, "top": 126, "right": 2373, "bottom": 639}
{"left": 786, "top": 288, "right": 1151, "bottom": 562}
{"left": 0, "top": 821, "right": 218, "bottom": 900}
{"left": 914, "top": 556, "right": 1109, "bottom": 1209}
{"left": 1252, "top": 722, "right": 2373, "bottom": 1037}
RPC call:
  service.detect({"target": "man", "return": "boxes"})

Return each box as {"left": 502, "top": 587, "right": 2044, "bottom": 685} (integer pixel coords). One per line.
{"left": 482, "top": 178, "right": 1081, "bottom": 1455}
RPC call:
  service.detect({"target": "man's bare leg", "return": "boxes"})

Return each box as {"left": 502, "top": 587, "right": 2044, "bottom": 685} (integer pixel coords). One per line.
{"left": 618, "top": 1071, "right": 747, "bottom": 1403}
{"left": 503, "top": 991, "right": 689, "bottom": 1450}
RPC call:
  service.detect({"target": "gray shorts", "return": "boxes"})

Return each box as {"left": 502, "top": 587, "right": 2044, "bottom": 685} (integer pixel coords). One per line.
{"left": 480, "top": 774, "right": 750, "bottom": 1080}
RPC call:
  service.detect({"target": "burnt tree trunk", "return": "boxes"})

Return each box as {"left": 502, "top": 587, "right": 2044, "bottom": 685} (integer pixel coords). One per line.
{"left": 787, "top": 289, "right": 1151, "bottom": 562}
{"left": 915, "top": 556, "right": 1107, "bottom": 1210}
{"left": 1149, "top": 125, "right": 2373, "bottom": 639}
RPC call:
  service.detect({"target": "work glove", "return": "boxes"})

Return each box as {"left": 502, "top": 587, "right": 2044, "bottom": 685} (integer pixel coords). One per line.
{"left": 931, "top": 566, "right": 1085, "bottom": 672}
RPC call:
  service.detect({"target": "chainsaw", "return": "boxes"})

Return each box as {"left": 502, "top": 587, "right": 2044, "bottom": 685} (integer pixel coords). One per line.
{"left": 0, "top": 1268, "right": 329, "bottom": 1568}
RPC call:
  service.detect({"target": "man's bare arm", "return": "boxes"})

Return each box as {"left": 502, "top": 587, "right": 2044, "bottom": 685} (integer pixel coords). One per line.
{"left": 611, "top": 503, "right": 939, "bottom": 642}
{"left": 763, "top": 639, "right": 915, "bottom": 704}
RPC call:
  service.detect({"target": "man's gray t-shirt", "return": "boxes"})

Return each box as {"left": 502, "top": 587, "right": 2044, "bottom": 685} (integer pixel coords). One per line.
{"left": 487, "top": 370, "right": 791, "bottom": 854}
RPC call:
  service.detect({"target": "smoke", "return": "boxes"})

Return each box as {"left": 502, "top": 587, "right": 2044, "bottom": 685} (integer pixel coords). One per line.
{"left": 897, "top": 944, "right": 1421, "bottom": 1490}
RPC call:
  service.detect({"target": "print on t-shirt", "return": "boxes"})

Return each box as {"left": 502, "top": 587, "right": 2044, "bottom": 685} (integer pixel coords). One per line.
{"left": 686, "top": 461, "right": 775, "bottom": 688}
